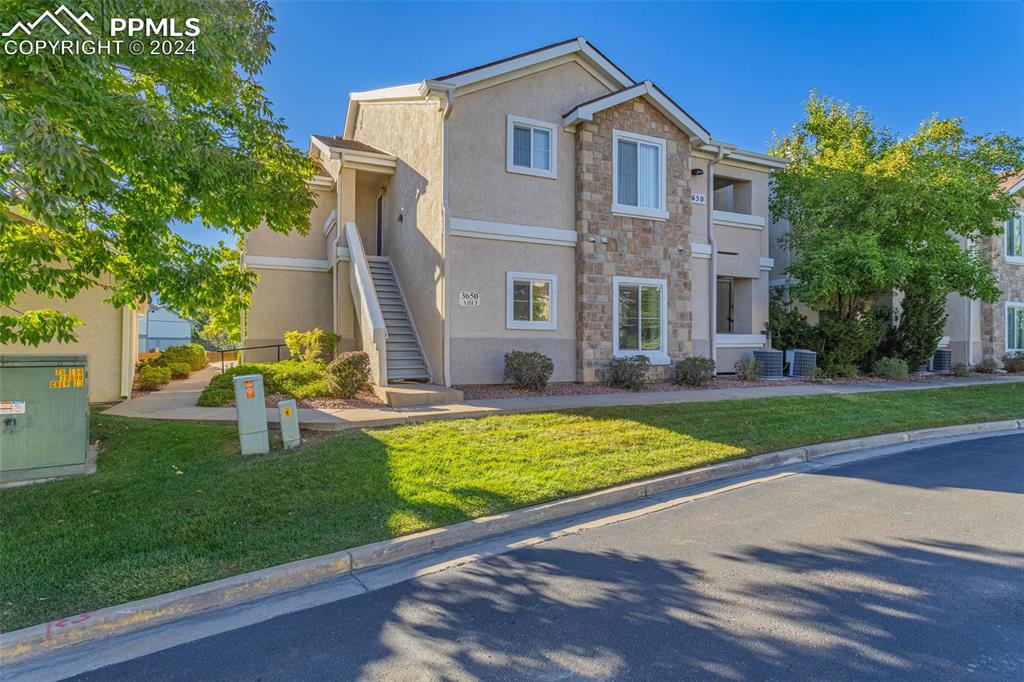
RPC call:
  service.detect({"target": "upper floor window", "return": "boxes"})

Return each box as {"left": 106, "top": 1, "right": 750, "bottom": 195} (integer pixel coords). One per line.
{"left": 506, "top": 271, "right": 557, "bottom": 330}
{"left": 1006, "top": 212, "right": 1023, "bottom": 263}
{"left": 506, "top": 116, "right": 556, "bottom": 179}
{"left": 612, "top": 130, "right": 668, "bottom": 221}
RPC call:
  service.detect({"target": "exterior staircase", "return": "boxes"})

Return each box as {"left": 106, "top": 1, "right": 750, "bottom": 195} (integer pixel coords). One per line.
{"left": 366, "top": 257, "right": 430, "bottom": 382}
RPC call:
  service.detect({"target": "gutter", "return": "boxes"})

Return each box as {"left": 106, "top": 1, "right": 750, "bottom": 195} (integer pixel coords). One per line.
{"left": 707, "top": 144, "right": 727, "bottom": 372}
{"left": 435, "top": 85, "right": 455, "bottom": 387}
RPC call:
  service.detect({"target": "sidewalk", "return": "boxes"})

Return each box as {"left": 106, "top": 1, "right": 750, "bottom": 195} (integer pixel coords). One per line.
{"left": 101, "top": 373, "right": 1024, "bottom": 431}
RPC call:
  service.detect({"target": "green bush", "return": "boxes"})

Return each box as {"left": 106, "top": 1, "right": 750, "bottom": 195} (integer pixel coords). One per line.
{"left": 734, "top": 358, "right": 761, "bottom": 381}
{"left": 768, "top": 296, "right": 818, "bottom": 352}
{"left": 951, "top": 363, "right": 970, "bottom": 378}
{"left": 606, "top": 355, "right": 649, "bottom": 391}
{"left": 136, "top": 365, "right": 172, "bottom": 390}
{"left": 1001, "top": 353, "right": 1024, "bottom": 373}
{"left": 284, "top": 328, "right": 340, "bottom": 362}
{"left": 197, "top": 360, "right": 330, "bottom": 406}
{"left": 167, "top": 362, "right": 191, "bottom": 380}
{"left": 327, "top": 352, "right": 371, "bottom": 398}
{"left": 871, "top": 356, "right": 910, "bottom": 381}
{"left": 805, "top": 366, "right": 833, "bottom": 384}
{"left": 974, "top": 358, "right": 998, "bottom": 374}
{"left": 817, "top": 310, "right": 889, "bottom": 375}
{"left": 831, "top": 364, "right": 860, "bottom": 379}
{"left": 503, "top": 350, "right": 555, "bottom": 391}
{"left": 161, "top": 343, "right": 207, "bottom": 371}
{"left": 675, "top": 356, "right": 716, "bottom": 387}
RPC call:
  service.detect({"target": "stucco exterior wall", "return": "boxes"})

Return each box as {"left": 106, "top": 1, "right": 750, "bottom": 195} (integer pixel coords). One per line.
{"left": 245, "top": 188, "right": 336, "bottom": 260}
{"left": 448, "top": 61, "right": 610, "bottom": 230}
{"left": 2, "top": 287, "right": 134, "bottom": 403}
{"left": 244, "top": 268, "right": 333, "bottom": 362}
{"left": 575, "top": 98, "right": 694, "bottom": 382}
{"left": 448, "top": 237, "right": 576, "bottom": 384}
{"left": 353, "top": 100, "right": 445, "bottom": 382}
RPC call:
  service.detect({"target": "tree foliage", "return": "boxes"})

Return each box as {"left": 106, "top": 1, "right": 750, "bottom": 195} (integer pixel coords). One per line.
{"left": 771, "top": 93, "right": 1024, "bottom": 321}
{"left": 0, "top": 1, "right": 315, "bottom": 344}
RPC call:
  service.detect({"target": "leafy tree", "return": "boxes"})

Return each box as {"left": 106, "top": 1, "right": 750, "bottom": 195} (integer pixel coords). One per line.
{"left": 0, "top": 1, "right": 314, "bottom": 345}
{"left": 771, "top": 93, "right": 1024, "bottom": 323}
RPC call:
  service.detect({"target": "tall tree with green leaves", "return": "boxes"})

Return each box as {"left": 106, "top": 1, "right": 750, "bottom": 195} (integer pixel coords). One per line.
{"left": 0, "top": 1, "right": 314, "bottom": 345}
{"left": 771, "top": 93, "right": 1023, "bottom": 327}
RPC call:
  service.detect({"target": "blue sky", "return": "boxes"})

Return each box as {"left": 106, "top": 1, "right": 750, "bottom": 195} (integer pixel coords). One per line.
{"left": 180, "top": 0, "right": 1024, "bottom": 246}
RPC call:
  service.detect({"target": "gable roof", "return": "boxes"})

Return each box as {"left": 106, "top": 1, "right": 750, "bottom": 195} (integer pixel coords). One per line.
{"left": 433, "top": 36, "right": 635, "bottom": 90}
{"left": 1000, "top": 171, "right": 1024, "bottom": 196}
{"left": 563, "top": 80, "right": 711, "bottom": 145}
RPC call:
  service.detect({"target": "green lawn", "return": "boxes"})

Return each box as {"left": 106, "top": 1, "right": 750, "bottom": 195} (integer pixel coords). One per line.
{"left": 2, "top": 383, "right": 1021, "bottom": 631}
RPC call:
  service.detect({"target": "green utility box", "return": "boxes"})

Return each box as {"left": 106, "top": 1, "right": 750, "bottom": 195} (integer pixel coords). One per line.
{"left": 0, "top": 355, "right": 89, "bottom": 483}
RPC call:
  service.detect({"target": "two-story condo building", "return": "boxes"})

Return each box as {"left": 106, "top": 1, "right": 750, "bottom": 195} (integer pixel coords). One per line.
{"left": 243, "top": 38, "right": 784, "bottom": 393}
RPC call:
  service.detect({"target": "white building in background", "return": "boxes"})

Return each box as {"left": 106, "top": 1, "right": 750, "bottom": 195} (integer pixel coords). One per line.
{"left": 138, "top": 294, "right": 193, "bottom": 351}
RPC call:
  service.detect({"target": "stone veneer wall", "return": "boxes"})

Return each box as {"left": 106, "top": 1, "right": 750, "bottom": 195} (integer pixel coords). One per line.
{"left": 575, "top": 99, "right": 694, "bottom": 382}
{"left": 980, "top": 196, "right": 1024, "bottom": 363}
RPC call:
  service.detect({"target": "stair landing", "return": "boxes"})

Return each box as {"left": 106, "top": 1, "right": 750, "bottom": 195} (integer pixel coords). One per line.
{"left": 372, "top": 383, "right": 464, "bottom": 408}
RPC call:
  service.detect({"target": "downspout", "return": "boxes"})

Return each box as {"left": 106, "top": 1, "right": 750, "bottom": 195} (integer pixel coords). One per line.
{"left": 707, "top": 145, "right": 726, "bottom": 372}
{"left": 120, "top": 306, "right": 134, "bottom": 398}
{"left": 440, "top": 88, "right": 454, "bottom": 387}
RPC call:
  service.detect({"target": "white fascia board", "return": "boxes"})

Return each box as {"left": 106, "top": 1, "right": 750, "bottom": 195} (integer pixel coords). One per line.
{"left": 565, "top": 81, "right": 711, "bottom": 144}
{"left": 443, "top": 38, "right": 633, "bottom": 92}
{"left": 1006, "top": 177, "right": 1024, "bottom": 196}
{"left": 691, "top": 243, "right": 712, "bottom": 258}
{"left": 350, "top": 83, "right": 424, "bottom": 102}
{"left": 698, "top": 142, "right": 787, "bottom": 169}
{"left": 759, "top": 257, "right": 775, "bottom": 270}
{"left": 450, "top": 217, "right": 577, "bottom": 247}
{"left": 243, "top": 255, "right": 330, "bottom": 272}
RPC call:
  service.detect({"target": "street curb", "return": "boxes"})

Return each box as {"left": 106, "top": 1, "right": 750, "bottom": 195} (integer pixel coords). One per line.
{"left": 3, "top": 419, "right": 1022, "bottom": 664}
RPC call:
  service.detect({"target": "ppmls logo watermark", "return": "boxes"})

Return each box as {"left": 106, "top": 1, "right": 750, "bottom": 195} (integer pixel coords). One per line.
{"left": 3, "top": 4, "right": 200, "bottom": 56}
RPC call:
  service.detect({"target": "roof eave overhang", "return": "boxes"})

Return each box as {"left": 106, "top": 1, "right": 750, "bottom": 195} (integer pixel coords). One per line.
{"left": 1006, "top": 177, "right": 1024, "bottom": 196}
{"left": 563, "top": 81, "right": 712, "bottom": 146}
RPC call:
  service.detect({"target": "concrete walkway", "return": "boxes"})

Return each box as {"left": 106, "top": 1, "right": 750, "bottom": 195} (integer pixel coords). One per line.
{"left": 102, "top": 373, "right": 1024, "bottom": 431}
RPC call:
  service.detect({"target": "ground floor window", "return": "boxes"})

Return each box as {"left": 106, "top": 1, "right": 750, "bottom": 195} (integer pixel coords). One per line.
{"left": 613, "top": 276, "right": 667, "bottom": 360}
{"left": 1008, "top": 303, "right": 1024, "bottom": 352}
{"left": 506, "top": 272, "right": 557, "bottom": 330}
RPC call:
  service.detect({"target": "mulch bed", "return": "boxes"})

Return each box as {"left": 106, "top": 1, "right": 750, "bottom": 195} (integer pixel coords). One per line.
{"left": 234, "top": 391, "right": 385, "bottom": 410}
{"left": 456, "top": 371, "right": 983, "bottom": 401}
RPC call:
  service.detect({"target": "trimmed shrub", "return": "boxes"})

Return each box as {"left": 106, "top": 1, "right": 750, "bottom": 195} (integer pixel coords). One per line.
{"left": 832, "top": 364, "right": 860, "bottom": 379}
{"left": 167, "top": 362, "right": 191, "bottom": 380}
{"left": 197, "top": 360, "right": 329, "bottom": 406}
{"left": 974, "top": 358, "right": 998, "bottom": 374}
{"left": 136, "top": 365, "right": 172, "bottom": 390}
{"left": 951, "top": 363, "right": 970, "bottom": 378}
{"left": 606, "top": 355, "right": 649, "bottom": 391}
{"left": 503, "top": 350, "right": 555, "bottom": 391}
{"left": 805, "top": 366, "right": 833, "bottom": 384}
{"left": 871, "top": 356, "right": 909, "bottom": 381}
{"left": 1001, "top": 352, "right": 1024, "bottom": 373}
{"left": 284, "top": 328, "right": 340, "bottom": 362}
{"left": 327, "top": 352, "right": 371, "bottom": 398}
{"left": 817, "top": 310, "right": 889, "bottom": 375}
{"left": 675, "top": 356, "right": 716, "bottom": 387}
{"left": 734, "top": 358, "right": 761, "bottom": 381}
{"left": 162, "top": 343, "right": 207, "bottom": 371}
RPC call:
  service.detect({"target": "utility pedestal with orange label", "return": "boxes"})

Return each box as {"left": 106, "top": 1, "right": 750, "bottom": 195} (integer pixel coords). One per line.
{"left": 232, "top": 374, "right": 269, "bottom": 455}
{"left": 277, "top": 399, "right": 301, "bottom": 449}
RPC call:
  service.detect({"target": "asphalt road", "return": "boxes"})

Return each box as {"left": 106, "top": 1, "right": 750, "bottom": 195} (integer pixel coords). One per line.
{"left": 72, "top": 433, "right": 1024, "bottom": 681}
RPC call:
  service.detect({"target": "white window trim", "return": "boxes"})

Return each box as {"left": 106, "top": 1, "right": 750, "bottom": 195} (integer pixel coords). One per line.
{"left": 506, "top": 115, "right": 557, "bottom": 179}
{"left": 1007, "top": 301, "right": 1024, "bottom": 352}
{"left": 612, "top": 129, "right": 669, "bottom": 221}
{"left": 1005, "top": 211, "right": 1024, "bottom": 264}
{"left": 506, "top": 271, "right": 558, "bottom": 330}
{"left": 612, "top": 275, "right": 670, "bottom": 364}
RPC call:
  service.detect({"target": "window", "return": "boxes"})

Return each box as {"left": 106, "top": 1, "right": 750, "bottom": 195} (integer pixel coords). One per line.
{"left": 612, "top": 130, "right": 668, "bottom": 220}
{"left": 716, "top": 276, "right": 734, "bottom": 333}
{"left": 1008, "top": 303, "right": 1024, "bottom": 352}
{"left": 1006, "top": 212, "right": 1023, "bottom": 263}
{"left": 506, "top": 116, "right": 557, "bottom": 179}
{"left": 612, "top": 276, "right": 669, "bottom": 364}
{"left": 506, "top": 272, "right": 557, "bottom": 330}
